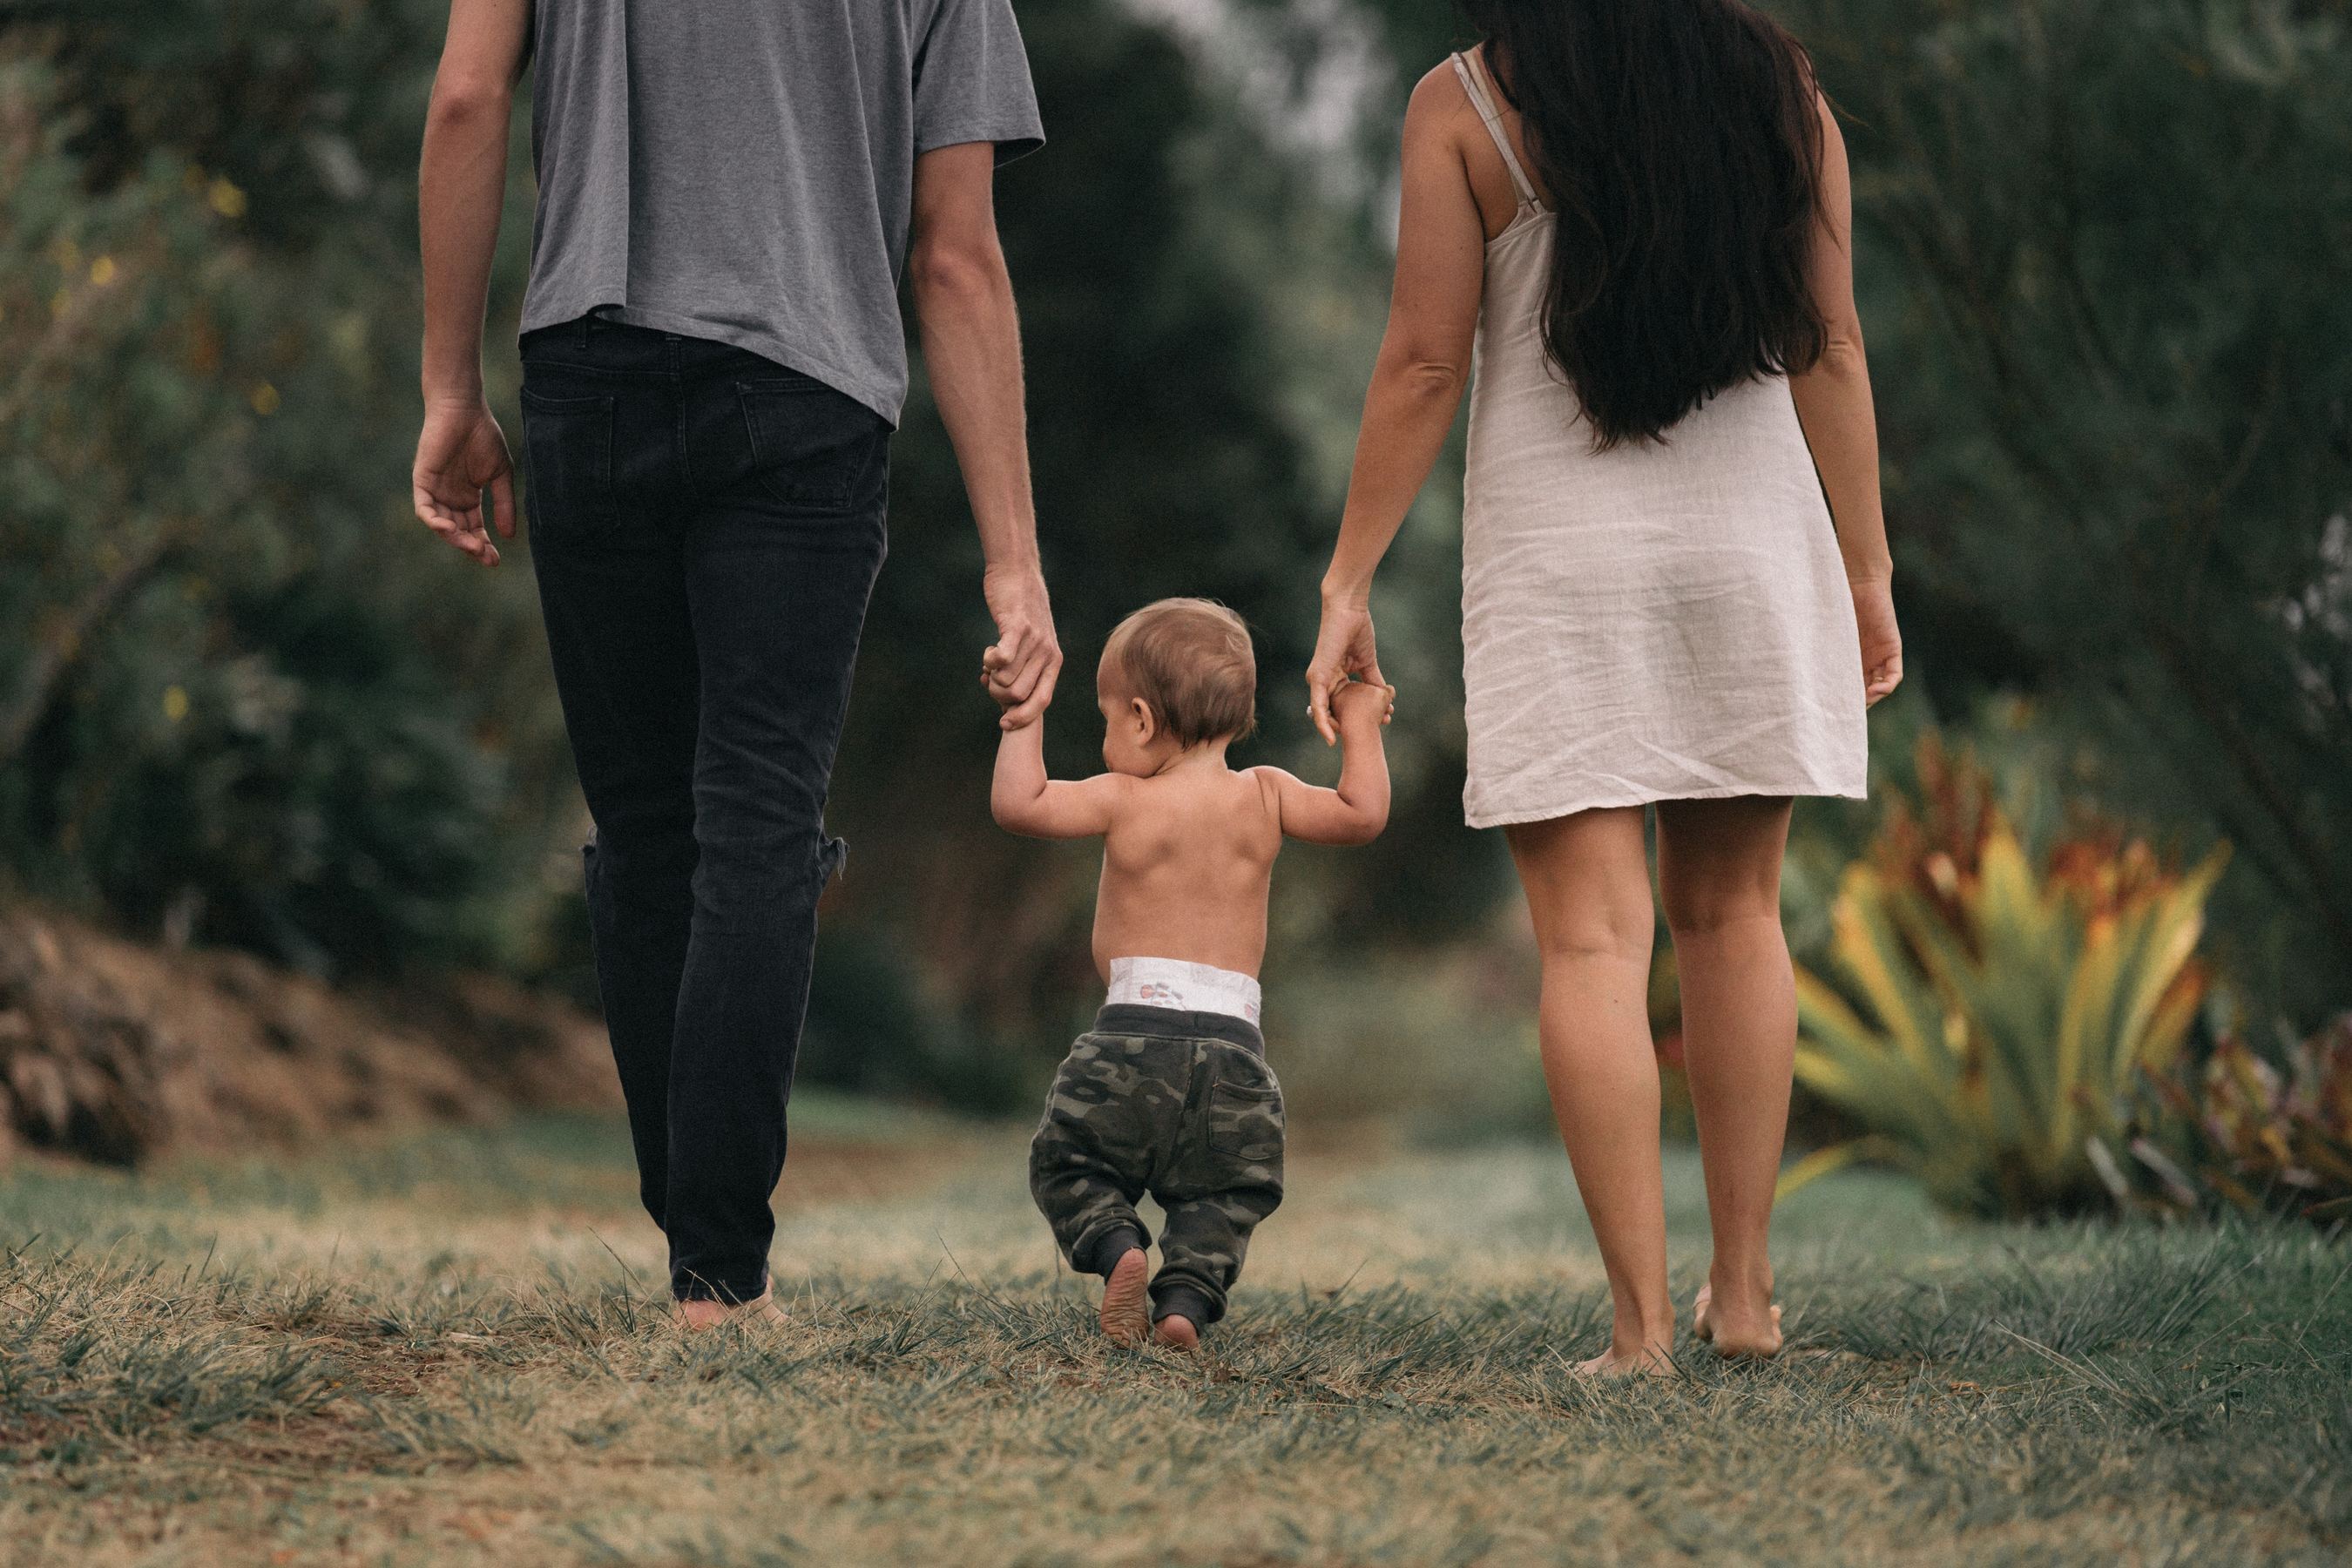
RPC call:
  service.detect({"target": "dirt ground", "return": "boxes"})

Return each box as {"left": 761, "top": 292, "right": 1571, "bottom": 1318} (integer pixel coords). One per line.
{"left": 0, "top": 909, "right": 615, "bottom": 1165}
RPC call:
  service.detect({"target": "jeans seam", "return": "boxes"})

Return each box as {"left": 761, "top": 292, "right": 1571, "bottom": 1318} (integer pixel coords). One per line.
{"left": 676, "top": 380, "right": 700, "bottom": 498}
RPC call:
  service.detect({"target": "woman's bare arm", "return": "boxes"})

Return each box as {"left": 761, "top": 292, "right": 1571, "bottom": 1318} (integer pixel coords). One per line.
{"left": 1307, "top": 66, "right": 1490, "bottom": 741}
{"left": 1788, "top": 94, "right": 1903, "bottom": 701}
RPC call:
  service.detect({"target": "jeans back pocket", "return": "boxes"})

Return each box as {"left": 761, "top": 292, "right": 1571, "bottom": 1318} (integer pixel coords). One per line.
{"left": 519, "top": 386, "right": 619, "bottom": 543}
{"left": 737, "top": 377, "right": 887, "bottom": 513}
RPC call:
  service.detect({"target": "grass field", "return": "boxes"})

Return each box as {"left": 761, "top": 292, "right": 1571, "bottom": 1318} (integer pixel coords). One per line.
{"left": 2, "top": 1101, "right": 2348, "bottom": 1565}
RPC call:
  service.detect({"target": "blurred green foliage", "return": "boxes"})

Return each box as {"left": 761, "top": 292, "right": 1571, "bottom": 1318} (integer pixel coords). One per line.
{"left": 1, "top": 1, "right": 576, "bottom": 973}
{"left": 3, "top": 1, "right": 2348, "bottom": 1114}
{"left": 1782, "top": 0, "right": 2352, "bottom": 1023}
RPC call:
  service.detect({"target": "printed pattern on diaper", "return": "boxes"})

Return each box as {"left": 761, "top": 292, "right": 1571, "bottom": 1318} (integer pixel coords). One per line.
{"left": 1106, "top": 956, "right": 1262, "bottom": 1024}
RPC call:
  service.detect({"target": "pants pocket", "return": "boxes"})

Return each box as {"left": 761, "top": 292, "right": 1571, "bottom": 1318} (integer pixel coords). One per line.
{"left": 1205, "top": 1075, "right": 1283, "bottom": 1166}
{"left": 737, "top": 377, "right": 887, "bottom": 512}
{"left": 519, "top": 386, "right": 619, "bottom": 542}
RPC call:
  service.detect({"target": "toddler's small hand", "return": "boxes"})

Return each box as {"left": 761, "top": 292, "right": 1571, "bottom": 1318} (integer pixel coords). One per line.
{"left": 982, "top": 648, "right": 1043, "bottom": 728}
{"left": 1329, "top": 679, "right": 1396, "bottom": 730}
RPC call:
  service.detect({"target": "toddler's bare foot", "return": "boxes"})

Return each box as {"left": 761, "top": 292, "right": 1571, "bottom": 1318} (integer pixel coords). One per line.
{"left": 1575, "top": 1341, "right": 1673, "bottom": 1378}
{"left": 674, "top": 1291, "right": 787, "bottom": 1332}
{"left": 1098, "top": 1249, "right": 1151, "bottom": 1347}
{"left": 1152, "top": 1313, "right": 1200, "bottom": 1352}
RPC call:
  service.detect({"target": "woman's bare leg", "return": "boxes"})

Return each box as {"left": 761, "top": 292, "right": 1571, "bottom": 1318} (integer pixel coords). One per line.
{"left": 1656, "top": 795, "right": 1796, "bottom": 1358}
{"left": 1505, "top": 808, "right": 1672, "bottom": 1373}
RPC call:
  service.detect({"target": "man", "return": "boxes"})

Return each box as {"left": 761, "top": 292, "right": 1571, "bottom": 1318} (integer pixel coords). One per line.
{"left": 411, "top": 0, "right": 1060, "bottom": 1327}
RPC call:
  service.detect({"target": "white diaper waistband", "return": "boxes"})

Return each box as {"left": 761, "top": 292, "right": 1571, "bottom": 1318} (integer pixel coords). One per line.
{"left": 1105, "top": 957, "right": 1262, "bottom": 1026}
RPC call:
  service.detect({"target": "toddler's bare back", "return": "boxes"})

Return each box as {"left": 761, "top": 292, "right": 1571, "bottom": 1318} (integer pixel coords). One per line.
{"left": 1092, "top": 764, "right": 1282, "bottom": 980}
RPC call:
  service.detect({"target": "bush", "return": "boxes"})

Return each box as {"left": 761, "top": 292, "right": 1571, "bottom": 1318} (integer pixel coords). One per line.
{"left": 2143, "top": 1015, "right": 2352, "bottom": 1223}
{"left": 0, "top": 6, "right": 574, "bottom": 976}
{"left": 1788, "top": 736, "right": 2225, "bottom": 1217}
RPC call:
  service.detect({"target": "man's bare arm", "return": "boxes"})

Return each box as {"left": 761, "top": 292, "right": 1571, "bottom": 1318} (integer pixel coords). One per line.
{"left": 908, "top": 142, "right": 1062, "bottom": 728}
{"left": 413, "top": 0, "right": 531, "bottom": 565}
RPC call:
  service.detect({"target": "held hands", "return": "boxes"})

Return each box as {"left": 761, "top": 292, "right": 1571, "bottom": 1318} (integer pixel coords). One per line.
{"left": 981, "top": 564, "right": 1063, "bottom": 730}
{"left": 1328, "top": 676, "right": 1396, "bottom": 733}
{"left": 1851, "top": 576, "right": 1903, "bottom": 706}
{"left": 1305, "top": 591, "right": 1387, "bottom": 745}
{"left": 412, "top": 401, "right": 517, "bottom": 567}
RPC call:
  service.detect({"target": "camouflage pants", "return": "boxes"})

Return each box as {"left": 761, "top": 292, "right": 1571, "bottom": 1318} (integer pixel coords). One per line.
{"left": 1029, "top": 1006, "right": 1285, "bottom": 1327}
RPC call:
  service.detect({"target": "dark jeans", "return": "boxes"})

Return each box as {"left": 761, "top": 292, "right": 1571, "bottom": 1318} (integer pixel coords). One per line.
{"left": 521, "top": 315, "right": 890, "bottom": 1302}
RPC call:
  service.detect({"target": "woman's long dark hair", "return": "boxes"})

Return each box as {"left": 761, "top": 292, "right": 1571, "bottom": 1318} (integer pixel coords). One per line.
{"left": 1459, "top": 0, "right": 1828, "bottom": 449}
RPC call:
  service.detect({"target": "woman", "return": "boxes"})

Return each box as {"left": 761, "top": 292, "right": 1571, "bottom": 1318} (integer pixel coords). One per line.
{"left": 1308, "top": 0, "right": 1901, "bottom": 1373}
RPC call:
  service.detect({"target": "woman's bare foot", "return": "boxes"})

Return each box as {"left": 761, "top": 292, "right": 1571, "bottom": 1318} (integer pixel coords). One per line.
{"left": 1693, "top": 1281, "right": 1781, "bottom": 1358}
{"left": 1152, "top": 1313, "right": 1200, "bottom": 1352}
{"left": 674, "top": 1291, "right": 787, "bottom": 1332}
{"left": 1708, "top": 1302, "right": 1782, "bottom": 1358}
{"left": 1098, "top": 1249, "right": 1151, "bottom": 1346}
{"left": 1576, "top": 1340, "right": 1673, "bottom": 1378}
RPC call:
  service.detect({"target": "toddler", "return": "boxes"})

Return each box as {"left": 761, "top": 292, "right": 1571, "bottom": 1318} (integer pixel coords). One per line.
{"left": 987, "top": 598, "right": 1393, "bottom": 1348}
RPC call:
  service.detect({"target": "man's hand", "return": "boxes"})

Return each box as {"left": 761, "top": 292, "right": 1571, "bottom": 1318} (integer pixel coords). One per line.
{"left": 413, "top": 401, "right": 517, "bottom": 567}
{"left": 1306, "top": 594, "right": 1388, "bottom": 745}
{"left": 415, "top": 0, "right": 528, "bottom": 564}
{"left": 1329, "top": 678, "right": 1396, "bottom": 733}
{"left": 909, "top": 145, "right": 1057, "bottom": 733}
{"left": 980, "top": 564, "right": 1062, "bottom": 729}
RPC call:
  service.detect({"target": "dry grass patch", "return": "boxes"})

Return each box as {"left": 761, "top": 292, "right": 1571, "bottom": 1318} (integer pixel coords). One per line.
{"left": 2, "top": 1106, "right": 2347, "bottom": 1565}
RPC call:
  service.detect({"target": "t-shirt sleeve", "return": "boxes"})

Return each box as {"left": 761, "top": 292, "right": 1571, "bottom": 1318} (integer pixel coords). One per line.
{"left": 913, "top": 0, "right": 1045, "bottom": 164}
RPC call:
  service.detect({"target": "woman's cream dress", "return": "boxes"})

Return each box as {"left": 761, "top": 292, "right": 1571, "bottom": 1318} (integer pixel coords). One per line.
{"left": 1451, "top": 51, "right": 1867, "bottom": 828}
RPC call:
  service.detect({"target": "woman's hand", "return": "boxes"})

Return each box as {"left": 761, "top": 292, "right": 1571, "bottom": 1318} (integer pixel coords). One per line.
{"left": 1306, "top": 593, "right": 1389, "bottom": 744}
{"left": 1852, "top": 576, "right": 1903, "bottom": 706}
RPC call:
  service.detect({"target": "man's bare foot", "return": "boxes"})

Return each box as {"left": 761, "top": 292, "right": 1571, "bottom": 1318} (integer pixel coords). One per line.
{"left": 1693, "top": 1282, "right": 1781, "bottom": 1358}
{"left": 1098, "top": 1249, "right": 1151, "bottom": 1346}
{"left": 1575, "top": 1341, "right": 1673, "bottom": 1378}
{"left": 674, "top": 1291, "right": 787, "bottom": 1332}
{"left": 1152, "top": 1313, "right": 1200, "bottom": 1352}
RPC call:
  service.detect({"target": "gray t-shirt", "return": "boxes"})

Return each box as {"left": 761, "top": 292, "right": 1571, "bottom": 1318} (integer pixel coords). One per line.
{"left": 520, "top": 0, "right": 1044, "bottom": 424}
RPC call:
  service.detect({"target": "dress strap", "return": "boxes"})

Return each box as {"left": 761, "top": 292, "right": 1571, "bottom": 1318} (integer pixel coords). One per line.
{"left": 1451, "top": 49, "right": 1541, "bottom": 211}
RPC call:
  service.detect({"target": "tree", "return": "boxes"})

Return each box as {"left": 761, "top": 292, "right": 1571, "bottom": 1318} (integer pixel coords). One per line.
{"left": 1, "top": 2, "right": 573, "bottom": 973}
{"left": 1784, "top": 0, "right": 2352, "bottom": 1020}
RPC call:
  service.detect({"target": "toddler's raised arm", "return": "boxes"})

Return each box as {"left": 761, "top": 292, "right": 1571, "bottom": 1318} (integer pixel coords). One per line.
{"left": 1258, "top": 680, "right": 1393, "bottom": 846}
{"left": 991, "top": 715, "right": 1129, "bottom": 840}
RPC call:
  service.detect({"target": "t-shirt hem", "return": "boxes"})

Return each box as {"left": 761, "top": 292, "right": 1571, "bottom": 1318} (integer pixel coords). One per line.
{"left": 918, "top": 121, "right": 1046, "bottom": 166}
{"left": 517, "top": 296, "right": 904, "bottom": 428}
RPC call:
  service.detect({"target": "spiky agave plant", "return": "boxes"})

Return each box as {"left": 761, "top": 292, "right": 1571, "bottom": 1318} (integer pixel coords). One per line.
{"left": 1784, "top": 739, "right": 2226, "bottom": 1218}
